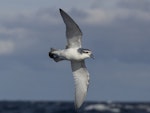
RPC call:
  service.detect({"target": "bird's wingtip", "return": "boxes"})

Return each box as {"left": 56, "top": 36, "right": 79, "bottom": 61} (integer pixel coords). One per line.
{"left": 59, "top": 8, "right": 63, "bottom": 12}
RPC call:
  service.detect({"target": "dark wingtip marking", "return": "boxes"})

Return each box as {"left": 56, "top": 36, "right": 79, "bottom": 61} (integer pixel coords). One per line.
{"left": 59, "top": 8, "right": 63, "bottom": 13}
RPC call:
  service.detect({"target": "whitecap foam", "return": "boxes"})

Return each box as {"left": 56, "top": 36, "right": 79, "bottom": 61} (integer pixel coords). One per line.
{"left": 85, "top": 104, "right": 120, "bottom": 113}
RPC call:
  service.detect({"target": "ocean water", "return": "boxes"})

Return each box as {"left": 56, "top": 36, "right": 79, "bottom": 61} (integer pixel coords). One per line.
{"left": 0, "top": 101, "right": 149, "bottom": 113}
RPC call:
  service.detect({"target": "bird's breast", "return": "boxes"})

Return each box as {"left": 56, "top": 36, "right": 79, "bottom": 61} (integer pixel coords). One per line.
{"left": 61, "top": 48, "right": 83, "bottom": 61}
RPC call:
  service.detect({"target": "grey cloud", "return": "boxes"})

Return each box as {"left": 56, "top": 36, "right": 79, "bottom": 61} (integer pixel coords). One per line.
{"left": 91, "top": 0, "right": 150, "bottom": 11}
{"left": 70, "top": 8, "right": 88, "bottom": 19}
{"left": 117, "top": 0, "right": 150, "bottom": 12}
{"left": 85, "top": 21, "right": 150, "bottom": 63}
{"left": 1, "top": 6, "right": 150, "bottom": 71}
{"left": 0, "top": 8, "right": 66, "bottom": 73}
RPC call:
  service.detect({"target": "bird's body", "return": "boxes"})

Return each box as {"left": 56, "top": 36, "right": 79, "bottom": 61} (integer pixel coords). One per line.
{"left": 49, "top": 9, "right": 93, "bottom": 109}
{"left": 50, "top": 48, "right": 92, "bottom": 61}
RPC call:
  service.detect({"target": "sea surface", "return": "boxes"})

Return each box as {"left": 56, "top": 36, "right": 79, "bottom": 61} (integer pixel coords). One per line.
{"left": 0, "top": 101, "right": 149, "bottom": 113}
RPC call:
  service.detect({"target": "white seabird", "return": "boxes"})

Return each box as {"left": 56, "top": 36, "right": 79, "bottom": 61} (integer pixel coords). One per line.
{"left": 49, "top": 9, "right": 94, "bottom": 109}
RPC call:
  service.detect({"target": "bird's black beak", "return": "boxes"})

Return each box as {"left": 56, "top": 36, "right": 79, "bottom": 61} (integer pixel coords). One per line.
{"left": 90, "top": 54, "right": 95, "bottom": 59}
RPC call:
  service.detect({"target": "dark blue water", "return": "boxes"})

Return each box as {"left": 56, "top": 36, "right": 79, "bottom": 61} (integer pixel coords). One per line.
{"left": 0, "top": 101, "right": 149, "bottom": 113}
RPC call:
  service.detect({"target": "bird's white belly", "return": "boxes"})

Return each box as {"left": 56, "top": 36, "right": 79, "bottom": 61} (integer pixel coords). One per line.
{"left": 61, "top": 48, "right": 83, "bottom": 61}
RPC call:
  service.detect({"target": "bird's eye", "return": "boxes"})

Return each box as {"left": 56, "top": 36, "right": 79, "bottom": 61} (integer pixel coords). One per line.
{"left": 84, "top": 51, "right": 89, "bottom": 53}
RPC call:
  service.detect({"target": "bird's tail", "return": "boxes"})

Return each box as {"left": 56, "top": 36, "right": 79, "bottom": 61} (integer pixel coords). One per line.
{"left": 49, "top": 48, "right": 65, "bottom": 62}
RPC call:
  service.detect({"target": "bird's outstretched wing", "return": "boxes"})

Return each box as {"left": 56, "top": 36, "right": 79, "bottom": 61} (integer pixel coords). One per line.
{"left": 71, "top": 60, "right": 90, "bottom": 109}
{"left": 59, "top": 9, "right": 82, "bottom": 48}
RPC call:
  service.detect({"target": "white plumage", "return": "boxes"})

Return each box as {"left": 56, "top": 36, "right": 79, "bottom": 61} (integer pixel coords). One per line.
{"left": 49, "top": 9, "right": 93, "bottom": 109}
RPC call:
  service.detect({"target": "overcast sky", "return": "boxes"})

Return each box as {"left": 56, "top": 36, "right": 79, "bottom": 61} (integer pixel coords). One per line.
{"left": 0, "top": 0, "right": 150, "bottom": 102}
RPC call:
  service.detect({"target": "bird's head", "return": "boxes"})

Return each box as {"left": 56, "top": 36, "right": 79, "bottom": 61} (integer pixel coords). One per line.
{"left": 78, "top": 48, "right": 94, "bottom": 59}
